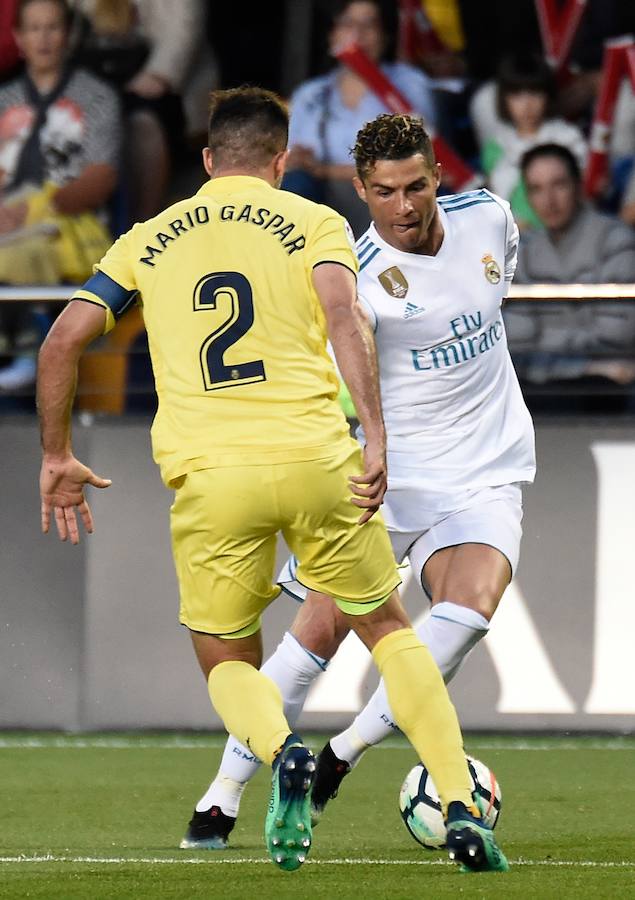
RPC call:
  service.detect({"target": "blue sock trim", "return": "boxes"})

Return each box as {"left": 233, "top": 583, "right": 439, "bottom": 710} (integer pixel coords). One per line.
{"left": 431, "top": 601, "right": 490, "bottom": 631}
{"left": 288, "top": 632, "right": 329, "bottom": 672}
{"left": 430, "top": 614, "right": 481, "bottom": 628}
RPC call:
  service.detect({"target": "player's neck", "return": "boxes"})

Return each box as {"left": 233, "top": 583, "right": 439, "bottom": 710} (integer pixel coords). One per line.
{"left": 413, "top": 209, "right": 444, "bottom": 256}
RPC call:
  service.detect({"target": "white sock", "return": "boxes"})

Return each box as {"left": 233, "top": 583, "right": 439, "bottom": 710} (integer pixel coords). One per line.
{"left": 330, "top": 602, "right": 490, "bottom": 767}
{"left": 195, "top": 743, "right": 257, "bottom": 814}
{"left": 262, "top": 631, "right": 329, "bottom": 726}
{"left": 196, "top": 631, "right": 328, "bottom": 815}
{"left": 419, "top": 601, "right": 490, "bottom": 683}
{"left": 196, "top": 770, "right": 249, "bottom": 816}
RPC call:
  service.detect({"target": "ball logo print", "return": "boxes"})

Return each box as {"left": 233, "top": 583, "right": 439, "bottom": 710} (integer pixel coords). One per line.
{"left": 399, "top": 756, "right": 502, "bottom": 850}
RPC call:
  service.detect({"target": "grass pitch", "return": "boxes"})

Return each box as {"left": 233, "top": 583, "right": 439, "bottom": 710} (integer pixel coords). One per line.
{"left": 1, "top": 733, "right": 634, "bottom": 899}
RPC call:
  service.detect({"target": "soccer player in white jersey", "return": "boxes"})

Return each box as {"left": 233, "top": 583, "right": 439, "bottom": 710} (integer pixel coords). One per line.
{"left": 182, "top": 113, "right": 535, "bottom": 850}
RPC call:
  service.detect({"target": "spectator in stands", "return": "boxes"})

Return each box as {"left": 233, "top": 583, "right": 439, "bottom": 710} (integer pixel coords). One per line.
{"left": 0, "top": 0, "right": 120, "bottom": 392}
{"left": 507, "top": 143, "right": 635, "bottom": 386}
{"left": 476, "top": 54, "right": 586, "bottom": 230}
{"left": 70, "top": 0, "right": 215, "bottom": 223}
{"left": 461, "top": 0, "right": 635, "bottom": 121}
{"left": 284, "top": 0, "right": 437, "bottom": 235}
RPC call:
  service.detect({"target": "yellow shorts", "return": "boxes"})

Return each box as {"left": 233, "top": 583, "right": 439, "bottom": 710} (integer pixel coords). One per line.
{"left": 170, "top": 439, "right": 400, "bottom": 637}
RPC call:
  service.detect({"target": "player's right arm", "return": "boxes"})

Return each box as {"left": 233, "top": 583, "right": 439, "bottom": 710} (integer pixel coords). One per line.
{"left": 38, "top": 229, "right": 139, "bottom": 543}
{"left": 312, "top": 262, "right": 387, "bottom": 524}
{"left": 38, "top": 300, "right": 113, "bottom": 544}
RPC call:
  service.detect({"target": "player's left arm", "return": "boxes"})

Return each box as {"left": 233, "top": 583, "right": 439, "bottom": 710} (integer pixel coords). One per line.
{"left": 307, "top": 210, "right": 387, "bottom": 522}
{"left": 313, "top": 262, "right": 387, "bottom": 524}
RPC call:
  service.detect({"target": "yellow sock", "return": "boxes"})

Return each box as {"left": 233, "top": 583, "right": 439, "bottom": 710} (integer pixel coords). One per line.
{"left": 372, "top": 628, "right": 473, "bottom": 814}
{"left": 208, "top": 660, "right": 290, "bottom": 766}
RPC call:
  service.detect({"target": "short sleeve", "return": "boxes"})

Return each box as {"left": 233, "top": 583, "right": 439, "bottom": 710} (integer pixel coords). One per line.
{"left": 357, "top": 293, "right": 377, "bottom": 332}
{"left": 487, "top": 191, "right": 519, "bottom": 288}
{"left": 71, "top": 228, "right": 139, "bottom": 333}
{"left": 305, "top": 208, "right": 359, "bottom": 277}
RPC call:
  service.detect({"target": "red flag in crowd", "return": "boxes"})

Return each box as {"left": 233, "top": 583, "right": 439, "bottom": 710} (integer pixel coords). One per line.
{"left": 335, "top": 43, "right": 480, "bottom": 192}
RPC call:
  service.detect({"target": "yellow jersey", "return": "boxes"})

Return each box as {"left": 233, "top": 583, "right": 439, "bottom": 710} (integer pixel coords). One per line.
{"left": 74, "top": 176, "right": 359, "bottom": 485}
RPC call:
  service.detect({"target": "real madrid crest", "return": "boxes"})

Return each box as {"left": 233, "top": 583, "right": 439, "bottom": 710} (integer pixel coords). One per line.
{"left": 378, "top": 266, "right": 409, "bottom": 299}
{"left": 481, "top": 253, "right": 501, "bottom": 285}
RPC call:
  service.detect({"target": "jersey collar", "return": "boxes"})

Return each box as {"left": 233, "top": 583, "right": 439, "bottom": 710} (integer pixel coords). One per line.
{"left": 197, "top": 175, "right": 274, "bottom": 196}
{"left": 367, "top": 205, "right": 451, "bottom": 268}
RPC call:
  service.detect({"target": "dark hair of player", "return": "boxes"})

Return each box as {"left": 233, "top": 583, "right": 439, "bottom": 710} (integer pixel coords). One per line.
{"left": 353, "top": 113, "right": 436, "bottom": 181}
{"left": 496, "top": 53, "right": 557, "bottom": 122}
{"left": 16, "top": 0, "right": 73, "bottom": 29}
{"left": 207, "top": 86, "right": 289, "bottom": 170}
{"left": 520, "top": 142, "right": 581, "bottom": 183}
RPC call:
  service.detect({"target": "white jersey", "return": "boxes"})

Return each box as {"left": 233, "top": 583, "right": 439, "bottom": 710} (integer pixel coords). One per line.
{"left": 356, "top": 189, "right": 536, "bottom": 493}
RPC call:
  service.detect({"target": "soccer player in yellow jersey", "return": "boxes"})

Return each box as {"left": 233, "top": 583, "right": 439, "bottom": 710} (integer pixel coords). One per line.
{"left": 37, "top": 87, "right": 508, "bottom": 873}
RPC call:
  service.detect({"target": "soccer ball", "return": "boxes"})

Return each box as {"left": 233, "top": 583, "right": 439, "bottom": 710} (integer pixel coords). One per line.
{"left": 398, "top": 755, "right": 502, "bottom": 850}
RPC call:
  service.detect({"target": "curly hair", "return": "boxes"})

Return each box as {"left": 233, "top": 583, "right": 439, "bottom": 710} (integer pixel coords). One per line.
{"left": 353, "top": 114, "right": 436, "bottom": 180}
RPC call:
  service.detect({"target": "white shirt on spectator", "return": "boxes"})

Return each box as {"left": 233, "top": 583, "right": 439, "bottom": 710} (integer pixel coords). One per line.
{"left": 485, "top": 118, "right": 587, "bottom": 203}
{"left": 288, "top": 62, "right": 437, "bottom": 166}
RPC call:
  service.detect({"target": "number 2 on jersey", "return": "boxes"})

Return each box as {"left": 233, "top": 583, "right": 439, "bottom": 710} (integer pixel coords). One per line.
{"left": 194, "top": 271, "right": 266, "bottom": 391}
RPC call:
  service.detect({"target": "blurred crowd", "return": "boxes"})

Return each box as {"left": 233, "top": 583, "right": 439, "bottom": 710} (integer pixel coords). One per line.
{"left": 1, "top": 0, "right": 635, "bottom": 409}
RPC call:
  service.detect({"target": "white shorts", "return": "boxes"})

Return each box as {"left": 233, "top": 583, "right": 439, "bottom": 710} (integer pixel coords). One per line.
{"left": 278, "top": 482, "right": 523, "bottom": 602}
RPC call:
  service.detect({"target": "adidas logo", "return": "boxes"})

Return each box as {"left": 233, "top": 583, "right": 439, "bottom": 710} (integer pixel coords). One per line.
{"left": 403, "top": 302, "right": 425, "bottom": 319}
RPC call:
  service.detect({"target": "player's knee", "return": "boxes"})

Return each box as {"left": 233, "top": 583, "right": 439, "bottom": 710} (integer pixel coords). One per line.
{"left": 291, "top": 591, "right": 348, "bottom": 660}
{"left": 346, "top": 590, "right": 410, "bottom": 650}
{"left": 437, "top": 587, "right": 501, "bottom": 621}
{"left": 471, "top": 586, "right": 499, "bottom": 620}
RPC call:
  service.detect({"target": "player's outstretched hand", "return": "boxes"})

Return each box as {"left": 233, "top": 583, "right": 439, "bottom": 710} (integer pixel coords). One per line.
{"left": 40, "top": 454, "right": 112, "bottom": 545}
{"left": 349, "top": 443, "right": 388, "bottom": 524}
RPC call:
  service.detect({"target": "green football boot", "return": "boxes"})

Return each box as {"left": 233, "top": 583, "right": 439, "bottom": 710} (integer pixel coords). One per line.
{"left": 265, "top": 733, "right": 316, "bottom": 872}
{"left": 445, "top": 801, "right": 510, "bottom": 873}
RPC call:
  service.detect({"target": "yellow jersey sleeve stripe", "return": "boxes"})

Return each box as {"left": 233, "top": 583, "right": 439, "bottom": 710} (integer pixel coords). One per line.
{"left": 305, "top": 212, "right": 359, "bottom": 275}
{"left": 313, "top": 259, "right": 358, "bottom": 279}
